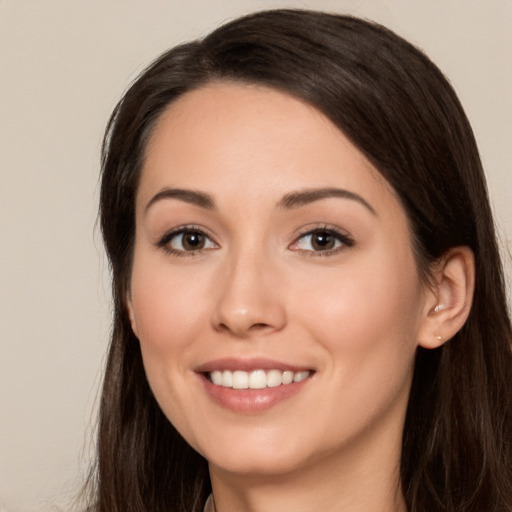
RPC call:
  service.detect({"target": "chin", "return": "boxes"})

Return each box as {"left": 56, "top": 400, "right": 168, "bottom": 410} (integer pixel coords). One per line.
{"left": 192, "top": 423, "right": 323, "bottom": 478}
{"left": 208, "top": 449, "right": 306, "bottom": 478}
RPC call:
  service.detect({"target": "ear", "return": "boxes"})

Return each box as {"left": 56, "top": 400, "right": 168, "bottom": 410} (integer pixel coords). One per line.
{"left": 417, "top": 246, "right": 475, "bottom": 349}
{"left": 126, "top": 293, "right": 140, "bottom": 338}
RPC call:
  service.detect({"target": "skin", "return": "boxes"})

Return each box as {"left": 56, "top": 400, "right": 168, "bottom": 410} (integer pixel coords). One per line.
{"left": 127, "top": 83, "right": 472, "bottom": 512}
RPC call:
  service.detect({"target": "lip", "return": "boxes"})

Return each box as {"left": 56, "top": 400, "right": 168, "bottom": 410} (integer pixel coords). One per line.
{"left": 194, "top": 357, "right": 312, "bottom": 373}
{"left": 195, "top": 358, "right": 314, "bottom": 413}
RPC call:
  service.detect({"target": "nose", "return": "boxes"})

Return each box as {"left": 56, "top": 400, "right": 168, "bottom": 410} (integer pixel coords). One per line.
{"left": 211, "top": 252, "right": 287, "bottom": 338}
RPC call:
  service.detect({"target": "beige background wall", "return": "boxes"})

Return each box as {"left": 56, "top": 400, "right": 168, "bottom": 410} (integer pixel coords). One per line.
{"left": 1, "top": 1, "right": 510, "bottom": 511}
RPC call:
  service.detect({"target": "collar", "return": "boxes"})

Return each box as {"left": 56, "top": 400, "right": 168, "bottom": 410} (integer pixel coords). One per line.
{"left": 204, "top": 494, "right": 215, "bottom": 512}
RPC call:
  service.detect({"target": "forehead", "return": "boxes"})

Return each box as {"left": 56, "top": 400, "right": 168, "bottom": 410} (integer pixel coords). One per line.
{"left": 139, "top": 82, "right": 398, "bottom": 215}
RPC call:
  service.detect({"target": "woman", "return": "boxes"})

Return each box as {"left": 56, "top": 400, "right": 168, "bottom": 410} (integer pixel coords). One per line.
{"left": 91, "top": 9, "right": 512, "bottom": 512}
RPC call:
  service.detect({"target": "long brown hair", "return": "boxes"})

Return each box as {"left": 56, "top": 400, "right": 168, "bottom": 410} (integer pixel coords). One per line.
{"left": 92, "top": 9, "right": 512, "bottom": 512}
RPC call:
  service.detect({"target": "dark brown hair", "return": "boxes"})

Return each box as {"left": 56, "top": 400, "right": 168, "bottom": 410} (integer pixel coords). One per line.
{"left": 93, "top": 9, "right": 512, "bottom": 512}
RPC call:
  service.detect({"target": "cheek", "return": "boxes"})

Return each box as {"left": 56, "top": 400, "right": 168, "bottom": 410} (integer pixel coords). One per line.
{"left": 128, "top": 254, "right": 215, "bottom": 399}
{"left": 128, "top": 253, "right": 210, "bottom": 433}
{"left": 130, "top": 257, "right": 205, "bottom": 348}
{"left": 288, "top": 255, "right": 422, "bottom": 444}
{"left": 292, "top": 246, "right": 423, "bottom": 377}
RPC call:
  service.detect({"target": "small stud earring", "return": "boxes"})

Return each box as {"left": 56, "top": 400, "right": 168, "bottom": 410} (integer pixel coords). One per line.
{"left": 434, "top": 304, "right": 446, "bottom": 313}
{"left": 435, "top": 334, "right": 443, "bottom": 341}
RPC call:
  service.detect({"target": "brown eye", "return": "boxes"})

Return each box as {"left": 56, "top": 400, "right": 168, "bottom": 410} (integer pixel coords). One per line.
{"left": 181, "top": 232, "right": 205, "bottom": 250}
{"left": 162, "top": 229, "right": 217, "bottom": 254}
{"left": 290, "top": 228, "right": 354, "bottom": 254}
{"left": 310, "top": 232, "right": 336, "bottom": 251}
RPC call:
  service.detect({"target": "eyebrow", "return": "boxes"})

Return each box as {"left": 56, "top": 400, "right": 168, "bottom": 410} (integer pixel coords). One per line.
{"left": 144, "top": 186, "right": 376, "bottom": 216}
{"left": 145, "top": 188, "right": 216, "bottom": 214}
{"left": 278, "top": 187, "right": 377, "bottom": 215}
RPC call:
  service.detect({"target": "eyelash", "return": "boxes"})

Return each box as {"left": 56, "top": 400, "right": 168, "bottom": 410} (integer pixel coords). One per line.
{"left": 156, "top": 225, "right": 354, "bottom": 258}
{"left": 156, "top": 225, "right": 217, "bottom": 258}
{"left": 290, "top": 225, "right": 355, "bottom": 257}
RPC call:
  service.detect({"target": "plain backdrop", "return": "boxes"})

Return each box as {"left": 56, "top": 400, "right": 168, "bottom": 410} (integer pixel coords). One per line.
{"left": 0, "top": 1, "right": 510, "bottom": 511}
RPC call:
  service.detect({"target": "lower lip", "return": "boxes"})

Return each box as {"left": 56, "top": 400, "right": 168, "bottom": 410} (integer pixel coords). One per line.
{"left": 199, "top": 374, "right": 312, "bottom": 413}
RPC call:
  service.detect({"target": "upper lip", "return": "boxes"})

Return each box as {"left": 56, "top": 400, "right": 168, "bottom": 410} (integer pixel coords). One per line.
{"left": 194, "top": 357, "right": 313, "bottom": 373}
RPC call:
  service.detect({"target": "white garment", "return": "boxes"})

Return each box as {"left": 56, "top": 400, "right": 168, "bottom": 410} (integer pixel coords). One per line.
{"left": 204, "top": 494, "right": 215, "bottom": 512}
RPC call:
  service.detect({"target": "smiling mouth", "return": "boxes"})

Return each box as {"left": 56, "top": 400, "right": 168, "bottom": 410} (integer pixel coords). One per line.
{"left": 207, "top": 369, "right": 312, "bottom": 389}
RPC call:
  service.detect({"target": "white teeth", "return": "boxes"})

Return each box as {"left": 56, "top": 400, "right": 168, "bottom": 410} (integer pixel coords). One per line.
{"left": 248, "top": 369, "right": 267, "bottom": 389}
{"left": 282, "top": 370, "right": 294, "bottom": 385}
{"left": 211, "top": 371, "right": 222, "bottom": 385}
{"left": 208, "top": 369, "right": 311, "bottom": 389}
{"left": 232, "top": 370, "right": 249, "bottom": 389}
{"left": 222, "top": 370, "right": 233, "bottom": 387}
{"left": 293, "top": 371, "right": 310, "bottom": 383}
{"left": 266, "top": 369, "right": 282, "bottom": 388}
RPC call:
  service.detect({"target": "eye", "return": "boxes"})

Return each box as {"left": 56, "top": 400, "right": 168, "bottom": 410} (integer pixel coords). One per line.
{"left": 290, "top": 227, "right": 354, "bottom": 254}
{"left": 158, "top": 227, "right": 217, "bottom": 255}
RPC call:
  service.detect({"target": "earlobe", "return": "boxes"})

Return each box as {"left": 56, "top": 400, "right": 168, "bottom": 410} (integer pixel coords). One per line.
{"left": 126, "top": 295, "right": 139, "bottom": 338}
{"left": 418, "top": 246, "right": 475, "bottom": 349}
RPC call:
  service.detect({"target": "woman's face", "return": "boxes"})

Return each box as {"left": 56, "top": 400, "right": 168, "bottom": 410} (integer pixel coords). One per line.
{"left": 128, "top": 83, "right": 429, "bottom": 477}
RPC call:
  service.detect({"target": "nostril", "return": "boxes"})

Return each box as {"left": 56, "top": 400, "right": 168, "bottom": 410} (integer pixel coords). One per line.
{"left": 251, "top": 323, "right": 271, "bottom": 330}
{"left": 216, "top": 321, "right": 272, "bottom": 336}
